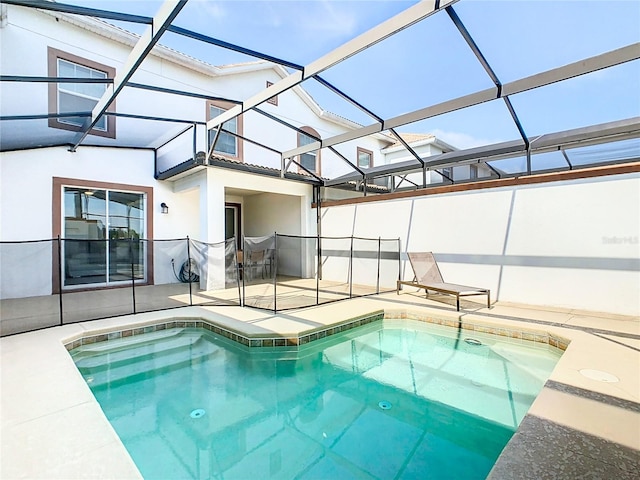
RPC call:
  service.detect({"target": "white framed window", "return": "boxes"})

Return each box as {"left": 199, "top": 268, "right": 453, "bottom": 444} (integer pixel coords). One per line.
{"left": 57, "top": 59, "right": 108, "bottom": 131}
{"left": 470, "top": 164, "right": 478, "bottom": 180}
{"left": 207, "top": 101, "right": 242, "bottom": 159}
{"left": 357, "top": 147, "right": 373, "bottom": 169}
{"left": 298, "top": 127, "right": 321, "bottom": 175}
{"left": 47, "top": 47, "right": 115, "bottom": 137}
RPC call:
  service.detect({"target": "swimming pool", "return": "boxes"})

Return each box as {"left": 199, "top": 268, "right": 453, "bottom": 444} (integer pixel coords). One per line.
{"left": 71, "top": 319, "right": 561, "bottom": 479}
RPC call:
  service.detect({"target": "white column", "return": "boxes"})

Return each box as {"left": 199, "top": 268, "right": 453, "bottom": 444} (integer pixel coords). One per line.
{"left": 198, "top": 169, "right": 226, "bottom": 290}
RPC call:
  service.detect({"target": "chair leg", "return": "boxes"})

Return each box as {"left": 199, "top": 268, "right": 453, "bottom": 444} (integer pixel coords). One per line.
{"left": 456, "top": 296, "right": 460, "bottom": 311}
{"left": 487, "top": 291, "right": 491, "bottom": 309}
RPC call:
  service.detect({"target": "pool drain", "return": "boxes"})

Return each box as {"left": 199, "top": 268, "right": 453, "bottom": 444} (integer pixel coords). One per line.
{"left": 378, "top": 400, "right": 392, "bottom": 410}
{"left": 190, "top": 408, "right": 206, "bottom": 419}
{"left": 464, "top": 338, "right": 482, "bottom": 346}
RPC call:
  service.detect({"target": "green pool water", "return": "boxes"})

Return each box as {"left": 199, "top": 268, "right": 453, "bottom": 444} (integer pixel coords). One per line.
{"left": 71, "top": 320, "right": 561, "bottom": 479}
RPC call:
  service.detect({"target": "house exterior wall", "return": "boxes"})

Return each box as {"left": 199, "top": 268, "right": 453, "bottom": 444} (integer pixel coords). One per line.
{"left": 319, "top": 173, "right": 640, "bottom": 316}
{"left": 0, "top": 147, "right": 316, "bottom": 295}
{"left": 0, "top": 146, "right": 180, "bottom": 296}
{"left": 0, "top": 5, "right": 386, "bottom": 176}
{"left": 244, "top": 192, "right": 310, "bottom": 278}
{"left": 0, "top": 5, "right": 351, "bottom": 295}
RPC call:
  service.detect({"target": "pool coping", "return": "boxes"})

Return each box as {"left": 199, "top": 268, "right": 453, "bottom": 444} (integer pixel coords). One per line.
{"left": 2, "top": 295, "right": 638, "bottom": 479}
{"left": 62, "top": 309, "right": 570, "bottom": 352}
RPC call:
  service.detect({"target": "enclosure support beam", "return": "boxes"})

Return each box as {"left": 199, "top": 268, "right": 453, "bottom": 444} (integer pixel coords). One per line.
{"left": 388, "top": 128, "right": 427, "bottom": 186}
{"left": 484, "top": 162, "right": 502, "bottom": 178}
{"left": 315, "top": 185, "right": 323, "bottom": 282}
{"left": 207, "top": 123, "right": 222, "bottom": 160}
{"left": 284, "top": 43, "right": 640, "bottom": 159}
{"left": 561, "top": 149, "right": 573, "bottom": 170}
{"left": 1, "top": 0, "right": 152, "bottom": 24}
{"left": 288, "top": 158, "right": 324, "bottom": 182}
{"left": 328, "top": 146, "right": 365, "bottom": 176}
{"left": 207, "top": 0, "right": 456, "bottom": 131}
{"left": 70, "top": 0, "right": 188, "bottom": 151}
{"left": 446, "top": 6, "right": 530, "bottom": 149}
{"left": 3, "top": 1, "right": 302, "bottom": 70}
{"left": 313, "top": 74, "right": 383, "bottom": 124}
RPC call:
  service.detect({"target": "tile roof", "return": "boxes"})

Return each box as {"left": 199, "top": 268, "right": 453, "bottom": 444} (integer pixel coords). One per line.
{"left": 389, "top": 133, "right": 435, "bottom": 147}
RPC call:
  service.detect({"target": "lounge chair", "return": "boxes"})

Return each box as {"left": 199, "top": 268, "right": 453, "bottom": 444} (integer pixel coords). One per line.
{"left": 397, "top": 252, "right": 490, "bottom": 311}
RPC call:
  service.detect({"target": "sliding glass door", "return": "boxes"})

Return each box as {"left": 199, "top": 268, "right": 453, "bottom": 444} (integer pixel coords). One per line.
{"left": 63, "top": 187, "right": 145, "bottom": 287}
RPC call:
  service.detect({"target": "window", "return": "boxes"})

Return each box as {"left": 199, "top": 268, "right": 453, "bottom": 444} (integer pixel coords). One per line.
{"left": 470, "top": 164, "right": 478, "bottom": 180}
{"left": 52, "top": 178, "right": 153, "bottom": 290}
{"left": 266, "top": 81, "right": 278, "bottom": 106}
{"left": 297, "top": 126, "right": 321, "bottom": 175}
{"left": 207, "top": 100, "right": 243, "bottom": 160}
{"left": 47, "top": 47, "right": 115, "bottom": 138}
{"left": 441, "top": 166, "right": 453, "bottom": 180}
{"left": 357, "top": 147, "right": 373, "bottom": 169}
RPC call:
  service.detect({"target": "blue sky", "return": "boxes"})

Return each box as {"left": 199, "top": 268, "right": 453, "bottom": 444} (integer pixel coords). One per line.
{"left": 65, "top": 0, "right": 639, "bottom": 149}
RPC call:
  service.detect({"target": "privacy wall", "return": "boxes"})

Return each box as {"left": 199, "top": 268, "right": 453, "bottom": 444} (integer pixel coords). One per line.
{"left": 320, "top": 173, "right": 640, "bottom": 316}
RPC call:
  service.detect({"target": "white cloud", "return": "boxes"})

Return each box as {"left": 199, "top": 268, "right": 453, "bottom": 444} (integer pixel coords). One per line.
{"left": 249, "top": 0, "right": 358, "bottom": 39}
{"left": 311, "top": 0, "right": 358, "bottom": 36}
{"left": 431, "top": 129, "right": 505, "bottom": 150}
{"left": 192, "top": 0, "right": 227, "bottom": 22}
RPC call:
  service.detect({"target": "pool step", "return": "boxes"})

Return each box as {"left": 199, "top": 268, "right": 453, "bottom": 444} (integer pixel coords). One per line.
{"left": 74, "top": 330, "right": 219, "bottom": 388}
{"left": 73, "top": 328, "right": 206, "bottom": 370}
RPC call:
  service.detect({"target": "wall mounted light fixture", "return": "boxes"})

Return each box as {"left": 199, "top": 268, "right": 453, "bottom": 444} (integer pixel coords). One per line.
{"left": 160, "top": 202, "right": 169, "bottom": 214}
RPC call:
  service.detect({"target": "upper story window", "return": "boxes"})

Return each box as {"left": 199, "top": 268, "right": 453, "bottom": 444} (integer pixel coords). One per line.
{"left": 297, "top": 126, "right": 321, "bottom": 175}
{"left": 47, "top": 47, "right": 116, "bottom": 138}
{"left": 441, "top": 166, "right": 453, "bottom": 180}
{"left": 266, "top": 81, "right": 278, "bottom": 106}
{"left": 470, "top": 164, "right": 478, "bottom": 180}
{"left": 357, "top": 147, "right": 373, "bottom": 169}
{"left": 207, "top": 100, "right": 243, "bottom": 160}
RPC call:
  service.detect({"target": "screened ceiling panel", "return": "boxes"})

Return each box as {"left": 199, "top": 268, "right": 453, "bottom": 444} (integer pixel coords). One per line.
{"left": 530, "top": 151, "right": 569, "bottom": 173}
{"left": 76, "top": 116, "right": 199, "bottom": 150}
{"left": 318, "top": 9, "right": 495, "bottom": 120}
{"left": 60, "top": 0, "right": 166, "bottom": 36}
{"left": 1, "top": 0, "right": 638, "bottom": 183}
{"left": 153, "top": 29, "right": 275, "bottom": 70}
{"left": 1, "top": 82, "right": 51, "bottom": 116}
{"left": 397, "top": 98, "right": 525, "bottom": 150}
{"left": 487, "top": 155, "right": 528, "bottom": 176}
{"left": 172, "top": 0, "right": 418, "bottom": 67}
{"left": 508, "top": 60, "right": 640, "bottom": 138}
{"left": 453, "top": 0, "right": 640, "bottom": 83}
{"left": 566, "top": 138, "right": 640, "bottom": 167}
{"left": 300, "top": 77, "right": 381, "bottom": 128}
{"left": 0, "top": 118, "right": 80, "bottom": 151}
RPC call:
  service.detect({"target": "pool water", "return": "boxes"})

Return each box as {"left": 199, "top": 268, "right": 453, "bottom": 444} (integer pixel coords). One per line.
{"left": 71, "top": 320, "right": 561, "bottom": 479}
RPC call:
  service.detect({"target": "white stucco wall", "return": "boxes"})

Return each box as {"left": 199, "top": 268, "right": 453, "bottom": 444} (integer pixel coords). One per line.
{"left": 0, "top": 146, "right": 318, "bottom": 296}
{"left": 0, "top": 146, "right": 203, "bottom": 296}
{"left": 175, "top": 167, "right": 316, "bottom": 286}
{"left": 320, "top": 173, "right": 640, "bottom": 316}
{"left": 244, "top": 192, "right": 309, "bottom": 277}
{"left": 244, "top": 193, "right": 302, "bottom": 238}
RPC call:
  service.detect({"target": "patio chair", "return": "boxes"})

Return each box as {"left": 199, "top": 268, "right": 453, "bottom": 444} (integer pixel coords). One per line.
{"left": 397, "top": 252, "right": 491, "bottom": 311}
{"left": 245, "top": 249, "right": 268, "bottom": 281}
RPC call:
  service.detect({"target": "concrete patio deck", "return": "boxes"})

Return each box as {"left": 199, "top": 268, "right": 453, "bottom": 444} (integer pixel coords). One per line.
{"left": 1, "top": 291, "right": 639, "bottom": 479}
